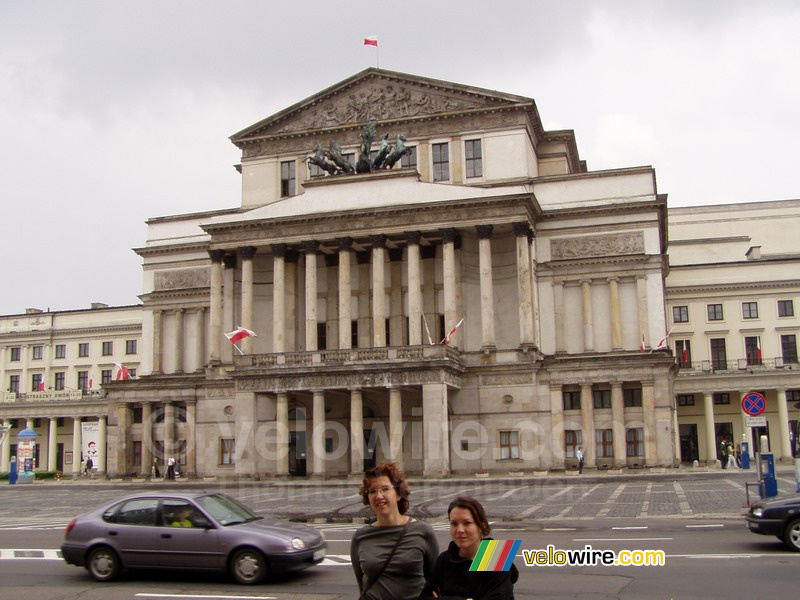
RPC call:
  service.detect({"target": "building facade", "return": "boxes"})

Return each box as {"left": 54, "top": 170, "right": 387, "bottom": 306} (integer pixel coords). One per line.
{"left": 0, "top": 304, "right": 141, "bottom": 475}
{"left": 668, "top": 200, "right": 800, "bottom": 464}
{"left": 104, "top": 68, "right": 675, "bottom": 479}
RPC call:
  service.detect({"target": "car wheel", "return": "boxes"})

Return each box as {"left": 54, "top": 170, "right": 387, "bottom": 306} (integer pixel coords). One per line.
{"left": 86, "top": 546, "right": 120, "bottom": 582}
{"left": 783, "top": 519, "right": 800, "bottom": 551}
{"left": 230, "top": 548, "right": 268, "bottom": 584}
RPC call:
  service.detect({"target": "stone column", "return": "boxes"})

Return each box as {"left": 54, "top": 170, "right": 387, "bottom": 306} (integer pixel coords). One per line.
{"left": 184, "top": 400, "right": 196, "bottom": 477}
{"left": 239, "top": 246, "right": 257, "bottom": 354}
{"left": 528, "top": 230, "right": 540, "bottom": 348}
{"left": 276, "top": 393, "right": 289, "bottom": 475}
{"left": 406, "top": 231, "right": 423, "bottom": 346}
{"left": 554, "top": 280, "right": 566, "bottom": 353}
{"left": 312, "top": 390, "right": 325, "bottom": 477}
{"left": 581, "top": 279, "right": 594, "bottom": 352}
{"left": 371, "top": 235, "right": 388, "bottom": 347}
{"left": 642, "top": 382, "right": 656, "bottom": 466}
{"left": 173, "top": 308, "right": 185, "bottom": 373}
{"left": 285, "top": 249, "right": 299, "bottom": 352}
{"left": 163, "top": 401, "right": 175, "bottom": 463}
{"left": 325, "top": 254, "right": 339, "bottom": 350}
{"left": 152, "top": 309, "right": 164, "bottom": 374}
{"left": 513, "top": 222, "right": 534, "bottom": 348}
{"left": 304, "top": 241, "right": 320, "bottom": 351}
{"left": 611, "top": 383, "right": 625, "bottom": 466}
{"left": 48, "top": 417, "right": 58, "bottom": 471}
{"left": 194, "top": 307, "right": 206, "bottom": 372}
{"left": 422, "top": 382, "right": 450, "bottom": 476}
{"left": 580, "top": 383, "right": 595, "bottom": 467}
{"left": 636, "top": 275, "right": 649, "bottom": 347}
{"left": 703, "top": 392, "right": 717, "bottom": 465}
{"left": 441, "top": 228, "right": 458, "bottom": 345}
{"left": 72, "top": 417, "right": 82, "bottom": 477}
{"left": 356, "top": 251, "right": 371, "bottom": 349}
{"left": 421, "top": 245, "right": 437, "bottom": 342}
{"left": 388, "top": 248, "right": 404, "bottom": 346}
{"left": 777, "top": 389, "right": 792, "bottom": 460}
{"left": 141, "top": 401, "right": 153, "bottom": 476}
{"left": 208, "top": 250, "right": 225, "bottom": 364}
{"left": 608, "top": 277, "right": 623, "bottom": 350}
{"left": 1, "top": 419, "right": 11, "bottom": 473}
{"left": 389, "top": 387, "right": 403, "bottom": 468}
{"left": 549, "top": 385, "right": 565, "bottom": 470}
{"left": 272, "top": 244, "right": 287, "bottom": 353}
{"left": 337, "top": 238, "right": 353, "bottom": 350}
{"left": 476, "top": 225, "right": 496, "bottom": 350}
{"left": 97, "top": 416, "right": 107, "bottom": 474}
{"left": 222, "top": 254, "right": 237, "bottom": 363}
{"left": 350, "top": 389, "right": 364, "bottom": 475}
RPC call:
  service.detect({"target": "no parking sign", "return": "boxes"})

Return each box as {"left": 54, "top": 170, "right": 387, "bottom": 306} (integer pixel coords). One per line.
{"left": 742, "top": 391, "right": 766, "bottom": 417}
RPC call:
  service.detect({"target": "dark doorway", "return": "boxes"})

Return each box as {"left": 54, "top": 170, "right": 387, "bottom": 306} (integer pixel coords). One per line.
{"left": 56, "top": 442, "right": 64, "bottom": 472}
{"left": 364, "top": 429, "right": 377, "bottom": 471}
{"left": 679, "top": 424, "right": 699, "bottom": 462}
{"left": 289, "top": 432, "right": 307, "bottom": 476}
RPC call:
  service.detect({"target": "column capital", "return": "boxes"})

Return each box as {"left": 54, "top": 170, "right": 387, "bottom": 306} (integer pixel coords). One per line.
{"left": 238, "top": 246, "right": 257, "bottom": 260}
{"left": 303, "top": 240, "right": 320, "bottom": 254}
{"left": 271, "top": 243, "right": 288, "bottom": 258}
{"left": 475, "top": 224, "right": 494, "bottom": 239}
{"left": 370, "top": 234, "right": 388, "bottom": 249}
{"left": 607, "top": 276, "right": 620, "bottom": 283}
{"left": 440, "top": 227, "right": 458, "bottom": 244}
{"left": 512, "top": 221, "right": 531, "bottom": 237}
{"left": 405, "top": 230, "right": 422, "bottom": 245}
{"left": 175, "top": 307, "right": 185, "bottom": 315}
{"left": 336, "top": 237, "right": 353, "bottom": 252}
{"left": 222, "top": 254, "right": 237, "bottom": 269}
{"left": 209, "top": 249, "right": 225, "bottom": 262}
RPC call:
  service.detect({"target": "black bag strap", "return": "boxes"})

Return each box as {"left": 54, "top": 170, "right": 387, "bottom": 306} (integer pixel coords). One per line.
{"left": 359, "top": 519, "right": 411, "bottom": 600}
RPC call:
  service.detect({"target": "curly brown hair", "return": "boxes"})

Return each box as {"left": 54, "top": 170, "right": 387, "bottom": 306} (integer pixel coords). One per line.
{"left": 359, "top": 461, "right": 411, "bottom": 515}
{"left": 448, "top": 496, "right": 491, "bottom": 536}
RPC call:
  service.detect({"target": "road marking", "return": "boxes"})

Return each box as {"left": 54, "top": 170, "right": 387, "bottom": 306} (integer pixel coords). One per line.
{"left": 673, "top": 481, "right": 693, "bottom": 516}
{"left": 543, "top": 528, "right": 576, "bottom": 531}
{"left": 573, "top": 537, "right": 673, "bottom": 542}
{"left": 0, "top": 549, "right": 62, "bottom": 560}
{"left": 136, "top": 595, "right": 277, "bottom": 599}
{"left": 686, "top": 524, "right": 725, "bottom": 528}
{"left": 638, "top": 482, "right": 653, "bottom": 518}
{"left": 487, "top": 486, "right": 526, "bottom": 501}
{"left": 611, "top": 526, "right": 648, "bottom": 530}
{"left": 517, "top": 485, "right": 573, "bottom": 518}
{"left": 596, "top": 483, "right": 627, "bottom": 519}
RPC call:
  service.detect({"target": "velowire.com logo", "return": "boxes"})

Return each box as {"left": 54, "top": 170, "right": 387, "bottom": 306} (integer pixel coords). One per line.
{"left": 469, "top": 540, "right": 522, "bottom": 572}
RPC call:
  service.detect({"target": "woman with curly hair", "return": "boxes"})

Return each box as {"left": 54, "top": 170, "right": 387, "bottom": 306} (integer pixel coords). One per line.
{"left": 350, "top": 462, "right": 439, "bottom": 600}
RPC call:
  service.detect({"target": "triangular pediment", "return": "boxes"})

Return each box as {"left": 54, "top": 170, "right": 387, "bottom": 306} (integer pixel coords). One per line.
{"left": 231, "top": 68, "right": 535, "bottom": 143}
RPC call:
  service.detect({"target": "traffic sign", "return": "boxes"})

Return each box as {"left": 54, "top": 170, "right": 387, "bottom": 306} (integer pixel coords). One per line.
{"left": 742, "top": 391, "right": 766, "bottom": 417}
{"left": 746, "top": 416, "right": 767, "bottom": 427}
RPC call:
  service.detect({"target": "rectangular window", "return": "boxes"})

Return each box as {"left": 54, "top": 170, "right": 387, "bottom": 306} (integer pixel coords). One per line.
{"left": 713, "top": 392, "right": 730, "bottom": 405}
{"left": 626, "top": 428, "right": 644, "bottom": 457}
{"left": 675, "top": 339, "right": 692, "bottom": 368}
{"left": 32, "top": 373, "right": 44, "bottom": 392}
{"left": 710, "top": 338, "right": 727, "bottom": 370}
{"left": 102, "top": 341, "right": 113, "bottom": 356}
{"left": 781, "top": 334, "right": 797, "bottom": 364}
{"left": 280, "top": 160, "right": 296, "bottom": 197}
{"left": 126, "top": 340, "right": 137, "bottom": 355}
{"left": 32, "top": 345, "right": 43, "bottom": 360}
{"left": 744, "top": 336, "right": 762, "bottom": 365}
{"left": 308, "top": 162, "right": 326, "bottom": 179}
{"left": 132, "top": 441, "right": 142, "bottom": 467}
{"left": 563, "top": 390, "right": 581, "bottom": 410}
{"left": 677, "top": 394, "right": 695, "bottom": 406}
{"left": 465, "top": 139, "right": 483, "bottom": 178}
{"left": 593, "top": 388, "right": 611, "bottom": 409}
{"left": 78, "top": 343, "right": 89, "bottom": 358}
{"left": 432, "top": 142, "right": 450, "bottom": 181}
{"left": 499, "top": 430, "right": 520, "bottom": 459}
{"left": 401, "top": 146, "right": 417, "bottom": 169}
{"left": 132, "top": 407, "right": 143, "bottom": 424}
{"left": 778, "top": 299, "right": 794, "bottom": 317}
{"left": 317, "top": 322, "right": 327, "bottom": 350}
{"left": 10, "top": 347, "right": 21, "bottom": 362}
{"left": 707, "top": 303, "right": 724, "bottom": 321}
{"left": 672, "top": 306, "right": 689, "bottom": 323}
{"left": 623, "top": 387, "right": 642, "bottom": 408}
{"left": 54, "top": 372, "right": 65, "bottom": 391}
{"left": 101, "top": 369, "right": 112, "bottom": 384}
{"left": 9, "top": 375, "right": 20, "bottom": 394}
{"left": 565, "top": 430, "right": 582, "bottom": 458}
{"left": 128, "top": 368, "right": 137, "bottom": 379}
{"left": 77, "top": 371, "right": 89, "bottom": 392}
{"left": 351, "top": 320, "right": 358, "bottom": 349}
{"left": 55, "top": 344, "right": 66, "bottom": 359}
{"left": 220, "top": 438, "right": 236, "bottom": 465}
{"left": 596, "top": 429, "right": 614, "bottom": 459}
{"left": 742, "top": 302, "right": 759, "bottom": 319}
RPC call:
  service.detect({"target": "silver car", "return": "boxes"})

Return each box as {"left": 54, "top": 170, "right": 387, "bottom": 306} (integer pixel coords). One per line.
{"left": 61, "top": 491, "right": 326, "bottom": 584}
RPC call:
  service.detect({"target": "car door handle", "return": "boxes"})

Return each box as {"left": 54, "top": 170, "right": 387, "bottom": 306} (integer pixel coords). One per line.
{"left": 161, "top": 533, "right": 172, "bottom": 539}
{"left": 108, "top": 531, "right": 118, "bottom": 536}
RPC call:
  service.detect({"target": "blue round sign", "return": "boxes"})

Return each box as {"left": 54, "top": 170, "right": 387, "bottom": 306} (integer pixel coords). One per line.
{"left": 742, "top": 392, "right": 766, "bottom": 416}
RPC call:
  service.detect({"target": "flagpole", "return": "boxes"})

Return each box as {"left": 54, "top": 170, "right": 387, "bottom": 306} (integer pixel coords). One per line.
{"left": 376, "top": 45, "right": 380, "bottom": 69}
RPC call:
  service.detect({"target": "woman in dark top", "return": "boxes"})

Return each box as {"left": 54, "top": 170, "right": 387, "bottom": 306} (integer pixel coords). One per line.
{"left": 420, "top": 496, "right": 518, "bottom": 600}
{"left": 351, "top": 462, "right": 439, "bottom": 600}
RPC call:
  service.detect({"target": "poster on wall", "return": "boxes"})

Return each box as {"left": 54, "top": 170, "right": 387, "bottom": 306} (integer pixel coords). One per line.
{"left": 81, "top": 421, "right": 102, "bottom": 468}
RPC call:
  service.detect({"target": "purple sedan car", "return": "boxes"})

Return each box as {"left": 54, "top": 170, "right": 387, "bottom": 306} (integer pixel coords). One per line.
{"left": 61, "top": 491, "right": 326, "bottom": 584}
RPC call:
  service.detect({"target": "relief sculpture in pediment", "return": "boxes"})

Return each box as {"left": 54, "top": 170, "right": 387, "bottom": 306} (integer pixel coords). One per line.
{"left": 550, "top": 232, "right": 645, "bottom": 260}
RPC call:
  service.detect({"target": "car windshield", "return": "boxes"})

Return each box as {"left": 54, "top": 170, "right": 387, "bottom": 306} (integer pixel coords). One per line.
{"left": 195, "top": 493, "right": 263, "bottom": 526}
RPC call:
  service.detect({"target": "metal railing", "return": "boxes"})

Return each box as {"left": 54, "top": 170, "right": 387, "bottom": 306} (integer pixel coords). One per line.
{"left": 677, "top": 356, "right": 798, "bottom": 374}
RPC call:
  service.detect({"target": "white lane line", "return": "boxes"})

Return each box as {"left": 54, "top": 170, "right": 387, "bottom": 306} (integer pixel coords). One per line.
{"left": 612, "top": 526, "right": 648, "bottom": 530}
{"left": 0, "top": 549, "right": 62, "bottom": 560}
{"left": 573, "top": 537, "right": 673, "bottom": 542}
{"left": 686, "top": 524, "right": 725, "bottom": 528}
{"left": 136, "top": 595, "right": 276, "bottom": 599}
{"left": 487, "top": 486, "right": 527, "bottom": 501}
{"left": 543, "top": 528, "right": 576, "bottom": 531}
{"left": 596, "top": 483, "right": 627, "bottom": 519}
{"left": 667, "top": 553, "right": 800, "bottom": 559}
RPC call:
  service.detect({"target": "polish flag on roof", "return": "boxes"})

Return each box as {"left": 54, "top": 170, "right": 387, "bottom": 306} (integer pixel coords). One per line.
{"left": 37, "top": 378, "right": 45, "bottom": 391}
{"left": 225, "top": 326, "right": 256, "bottom": 345}
{"left": 441, "top": 317, "right": 464, "bottom": 346}
{"left": 114, "top": 362, "right": 130, "bottom": 381}
{"left": 364, "top": 36, "right": 378, "bottom": 46}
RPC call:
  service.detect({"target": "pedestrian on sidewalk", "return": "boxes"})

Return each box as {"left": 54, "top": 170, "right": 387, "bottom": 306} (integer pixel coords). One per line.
{"left": 577, "top": 446, "right": 585, "bottom": 474}
{"left": 166, "top": 457, "right": 176, "bottom": 480}
{"left": 720, "top": 438, "right": 728, "bottom": 469}
{"left": 727, "top": 442, "right": 737, "bottom": 469}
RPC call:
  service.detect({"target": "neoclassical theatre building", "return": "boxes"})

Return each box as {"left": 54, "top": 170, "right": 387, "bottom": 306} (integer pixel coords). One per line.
{"left": 104, "top": 68, "right": 675, "bottom": 479}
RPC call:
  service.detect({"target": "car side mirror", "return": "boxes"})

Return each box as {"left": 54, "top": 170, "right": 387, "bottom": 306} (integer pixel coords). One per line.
{"left": 194, "top": 516, "right": 212, "bottom": 529}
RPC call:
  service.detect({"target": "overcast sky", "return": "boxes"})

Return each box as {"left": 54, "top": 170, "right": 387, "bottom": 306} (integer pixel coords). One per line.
{"left": 1, "top": 1, "right": 798, "bottom": 315}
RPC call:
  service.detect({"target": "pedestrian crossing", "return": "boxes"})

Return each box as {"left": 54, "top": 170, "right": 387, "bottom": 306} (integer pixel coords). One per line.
{"left": 0, "top": 519, "right": 71, "bottom": 531}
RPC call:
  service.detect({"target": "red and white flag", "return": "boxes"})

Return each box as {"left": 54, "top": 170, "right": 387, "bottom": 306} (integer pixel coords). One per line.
{"left": 225, "top": 326, "right": 256, "bottom": 345}
{"left": 652, "top": 326, "right": 675, "bottom": 352}
{"left": 422, "top": 313, "right": 435, "bottom": 345}
{"left": 639, "top": 334, "right": 646, "bottom": 352}
{"left": 37, "top": 378, "right": 45, "bottom": 391}
{"left": 756, "top": 337, "right": 762, "bottom": 361}
{"left": 363, "top": 35, "right": 378, "bottom": 47}
{"left": 88, "top": 378, "right": 93, "bottom": 390}
{"left": 682, "top": 346, "right": 689, "bottom": 363}
{"left": 441, "top": 317, "right": 464, "bottom": 346}
{"left": 114, "top": 362, "right": 130, "bottom": 381}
